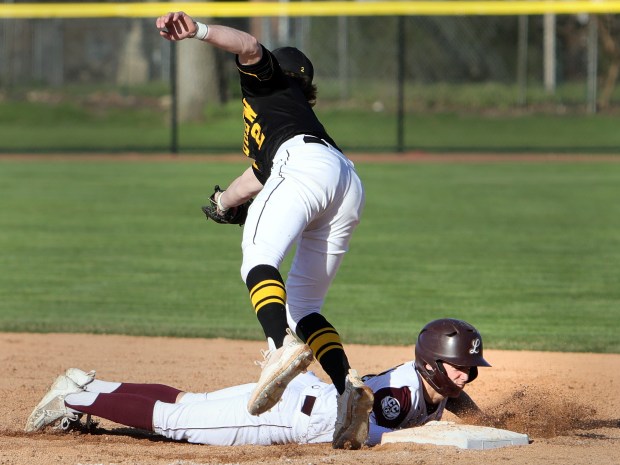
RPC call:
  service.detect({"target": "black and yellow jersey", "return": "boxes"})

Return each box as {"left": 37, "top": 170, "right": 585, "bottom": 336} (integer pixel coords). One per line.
{"left": 236, "top": 45, "right": 338, "bottom": 184}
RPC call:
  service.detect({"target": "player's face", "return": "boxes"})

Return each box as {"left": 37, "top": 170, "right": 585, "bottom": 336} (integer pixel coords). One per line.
{"left": 442, "top": 362, "right": 471, "bottom": 389}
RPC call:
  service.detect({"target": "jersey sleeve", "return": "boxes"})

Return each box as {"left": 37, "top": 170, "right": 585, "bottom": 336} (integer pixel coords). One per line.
{"left": 371, "top": 386, "right": 412, "bottom": 429}
{"left": 251, "top": 163, "right": 267, "bottom": 185}
{"left": 236, "top": 46, "right": 287, "bottom": 96}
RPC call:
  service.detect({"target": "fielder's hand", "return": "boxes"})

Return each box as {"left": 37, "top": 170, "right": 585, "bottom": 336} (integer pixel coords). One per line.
{"left": 202, "top": 185, "right": 252, "bottom": 226}
{"left": 156, "top": 11, "right": 197, "bottom": 41}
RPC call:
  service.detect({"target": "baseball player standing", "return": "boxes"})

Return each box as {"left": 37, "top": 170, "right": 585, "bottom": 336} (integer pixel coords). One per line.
{"left": 154, "top": 12, "right": 371, "bottom": 449}
{"left": 25, "top": 319, "right": 491, "bottom": 447}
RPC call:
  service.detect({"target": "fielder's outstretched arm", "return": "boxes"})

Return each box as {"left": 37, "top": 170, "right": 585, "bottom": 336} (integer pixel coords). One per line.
{"left": 156, "top": 11, "right": 262, "bottom": 65}
{"left": 216, "top": 167, "right": 264, "bottom": 212}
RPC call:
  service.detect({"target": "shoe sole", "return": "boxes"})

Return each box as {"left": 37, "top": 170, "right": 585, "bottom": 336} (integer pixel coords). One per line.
{"left": 332, "top": 384, "right": 374, "bottom": 450}
{"left": 247, "top": 345, "right": 314, "bottom": 415}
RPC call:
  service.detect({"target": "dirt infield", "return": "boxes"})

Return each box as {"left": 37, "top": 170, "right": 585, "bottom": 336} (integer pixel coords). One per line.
{"left": 1, "top": 333, "right": 619, "bottom": 465}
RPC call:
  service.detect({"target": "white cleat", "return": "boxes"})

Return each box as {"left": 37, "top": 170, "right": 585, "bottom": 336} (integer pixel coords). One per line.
{"left": 24, "top": 375, "right": 81, "bottom": 432}
{"left": 65, "top": 368, "right": 96, "bottom": 388}
{"left": 332, "top": 369, "right": 374, "bottom": 450}
{"left": 247, "top": 329, "right": 314, "bottom": 415}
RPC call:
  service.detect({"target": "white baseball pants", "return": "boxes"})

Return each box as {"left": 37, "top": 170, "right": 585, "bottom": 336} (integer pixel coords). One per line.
{"left": 240, "top": 135, "right": 365, "bottom": 330}
{"left": 152, "top": 372, "right": 337, "bottom": 445}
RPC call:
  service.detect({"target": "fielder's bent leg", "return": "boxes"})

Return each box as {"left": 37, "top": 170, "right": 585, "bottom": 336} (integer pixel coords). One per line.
{"left": 245, "top": 265, "right": 313, "bottom": 415}
{"left": 295, "top": 313, "right": 349, "bottom": 394}
{"left": 245, "top": 265, "right": 290, "bottom": 349}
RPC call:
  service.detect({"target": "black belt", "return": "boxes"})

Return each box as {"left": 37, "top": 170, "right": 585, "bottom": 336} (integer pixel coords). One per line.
{"left": 301, "top": 395, "right": 316, "bottom": 416}
{"left": 303, "top": 135, "right": 328, "bottom": 147}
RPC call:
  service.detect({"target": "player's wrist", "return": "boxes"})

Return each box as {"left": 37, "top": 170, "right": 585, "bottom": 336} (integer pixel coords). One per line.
{"left": 190, "top": 21, "right": 209, "bottom": 41}
{"left": 216, "top": 191, "right": 229, "bottom": 212}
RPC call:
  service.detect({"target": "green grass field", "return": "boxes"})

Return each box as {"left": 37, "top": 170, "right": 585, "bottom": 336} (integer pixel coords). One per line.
{"left": 2, "top": 89, "right": 620, "bottom": 152}
{"left": 1, "top": 159, "right": 619, "bottom": 353}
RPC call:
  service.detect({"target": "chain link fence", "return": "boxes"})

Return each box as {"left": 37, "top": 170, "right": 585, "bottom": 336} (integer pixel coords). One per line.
{"left": 1, "top": 13, "right": 619, "bottom": 152}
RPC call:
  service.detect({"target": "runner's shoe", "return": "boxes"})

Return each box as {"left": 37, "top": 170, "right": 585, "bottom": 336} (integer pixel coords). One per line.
{"left": 25, "top": 375, "right": 81, "bottom": 432}
{"left": 65, "top": 368, "right": 96, "bottom": 389}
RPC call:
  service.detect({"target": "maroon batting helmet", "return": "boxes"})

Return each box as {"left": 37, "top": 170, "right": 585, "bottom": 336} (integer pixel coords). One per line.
{"left": 415, "top": 318, "right": 491, "bottom": 398}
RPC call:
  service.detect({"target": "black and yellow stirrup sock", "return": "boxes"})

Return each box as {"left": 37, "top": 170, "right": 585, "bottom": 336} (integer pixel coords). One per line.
{"left": 246, "top": 265, "right": 289, "bottom": 349}
{"left": 296, "top": 313, "right": 350, "bottom": 394}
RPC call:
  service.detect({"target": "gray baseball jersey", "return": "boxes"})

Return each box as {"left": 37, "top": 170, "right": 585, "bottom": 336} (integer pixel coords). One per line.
{"left": 363, "top": 362, "right": 448, "bottom": 445}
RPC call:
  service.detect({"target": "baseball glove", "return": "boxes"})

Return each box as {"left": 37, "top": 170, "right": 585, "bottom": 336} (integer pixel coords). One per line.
{"left": 201, "top": 185, "right": 252, "bottom": 226}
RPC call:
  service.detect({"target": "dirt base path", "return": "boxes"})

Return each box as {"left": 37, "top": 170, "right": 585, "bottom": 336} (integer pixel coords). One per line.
{"left": 1, "top": 333, "right": 619, "bottom": 465}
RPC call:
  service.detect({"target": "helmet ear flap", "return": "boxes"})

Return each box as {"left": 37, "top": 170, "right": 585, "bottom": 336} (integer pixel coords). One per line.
{"left": 468, "top": 366, "right": 478, "bottom": 383}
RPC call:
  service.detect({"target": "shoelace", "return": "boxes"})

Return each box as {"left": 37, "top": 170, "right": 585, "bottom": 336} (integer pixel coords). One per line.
{"left": 253, "top": 328, "right": 301, "bottom": 368}
{"left": 254, "top": 328, "right": 300, "bottom": 368}
{"left": 254, "top": 348, "right": 273, "bottom": 369}
{"left": 58, "top": 414, "right": 85, "bottom": 431}
{"left": 39, "top": 408, "right": 79, "bottom": 428}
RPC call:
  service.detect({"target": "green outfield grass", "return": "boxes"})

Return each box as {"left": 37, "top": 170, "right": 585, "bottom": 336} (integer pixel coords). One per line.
{"left": 1, "top": 99, "right": 620, "bottom": 153}
{"left": 1, "top": 160, "right": 619, "bottom": 353}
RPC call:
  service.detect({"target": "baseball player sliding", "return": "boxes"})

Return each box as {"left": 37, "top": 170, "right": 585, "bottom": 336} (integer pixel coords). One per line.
{"left": 155, "top": 12, "right": 370, "bottom": 449}
{"left": 25, "top": 319, "right": 491, "bottom": 447}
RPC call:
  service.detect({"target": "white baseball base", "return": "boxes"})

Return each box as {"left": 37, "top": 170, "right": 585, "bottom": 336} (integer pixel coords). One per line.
{"left": 380, "top": 421, "right": 530, "bottom": 450}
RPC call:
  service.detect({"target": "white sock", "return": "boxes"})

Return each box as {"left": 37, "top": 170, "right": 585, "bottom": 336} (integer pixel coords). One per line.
{"left": 65, "top": 391, "right": 98, "bottom": 407}
{"left": 84, "top": 379, "right": 122, "bottom": 394}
